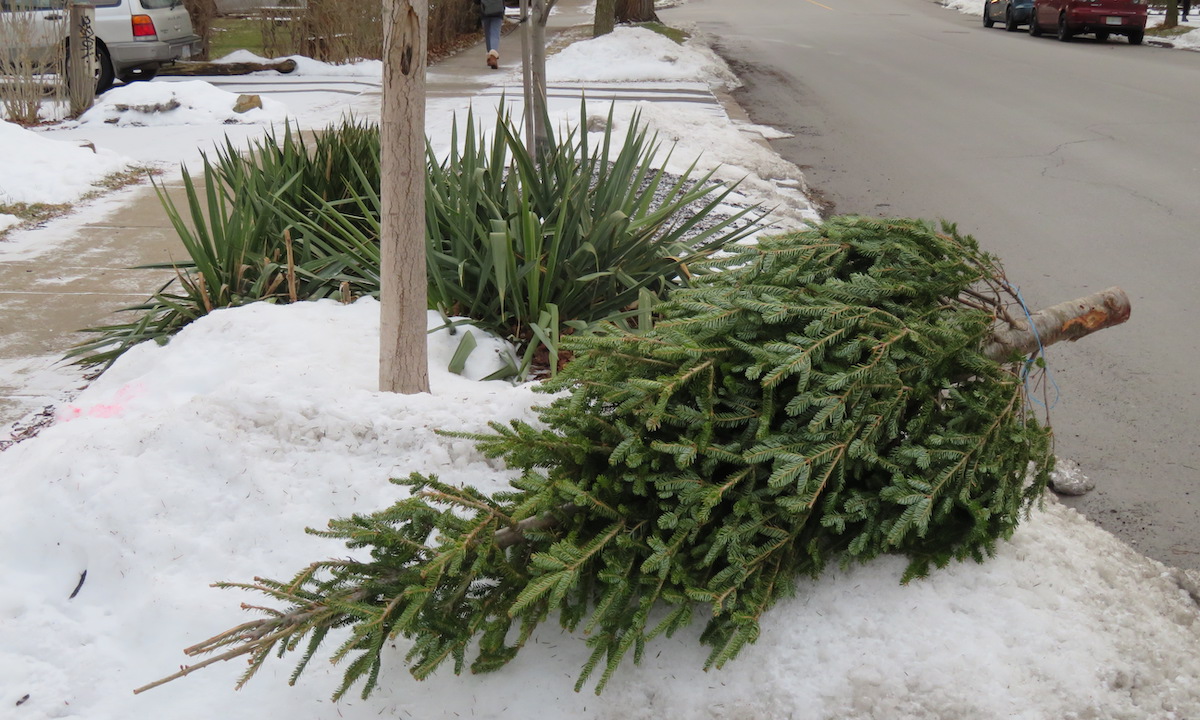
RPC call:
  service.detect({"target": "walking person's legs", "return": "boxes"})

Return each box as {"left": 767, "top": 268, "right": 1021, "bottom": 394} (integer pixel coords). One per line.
{"left": 483, "top": 16, "right": 502, "bottom": 68}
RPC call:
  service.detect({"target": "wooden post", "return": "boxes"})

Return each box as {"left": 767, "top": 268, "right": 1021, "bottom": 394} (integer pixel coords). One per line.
{"left": 378, "top": 0, "right": 430, "bottom": 394}
{"left": 66, "top": 2, "right": 96, "bottom": 117}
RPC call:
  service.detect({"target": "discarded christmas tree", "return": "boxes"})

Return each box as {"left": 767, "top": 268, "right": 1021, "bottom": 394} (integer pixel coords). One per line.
{"left": 139, "top": 217, "right": 1129, "bottom": 700}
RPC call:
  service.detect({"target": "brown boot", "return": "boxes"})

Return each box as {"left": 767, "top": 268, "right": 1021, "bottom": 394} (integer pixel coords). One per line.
{"left": 487, "top": 49, "right": 499, "bottom": 69}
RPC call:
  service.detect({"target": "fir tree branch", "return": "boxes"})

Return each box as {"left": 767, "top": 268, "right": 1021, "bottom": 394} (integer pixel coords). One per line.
{"left": 132, "top": 592, "right": 363, "bottom": 695}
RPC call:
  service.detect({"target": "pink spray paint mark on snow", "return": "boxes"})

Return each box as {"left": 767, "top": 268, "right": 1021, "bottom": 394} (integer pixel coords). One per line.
{"left": 58, "top": 383, "right": 145, "bottom": 422}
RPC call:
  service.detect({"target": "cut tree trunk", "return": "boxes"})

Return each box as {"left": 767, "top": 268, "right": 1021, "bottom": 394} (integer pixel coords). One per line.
{"left": 615, "top": 0, "right": 657, "bottom": 23}
{"left": 982, "top": 286, "right": 1130, "bottom": 362}
{"left": 158, "top": 59, "right": 298, "bottom": 76}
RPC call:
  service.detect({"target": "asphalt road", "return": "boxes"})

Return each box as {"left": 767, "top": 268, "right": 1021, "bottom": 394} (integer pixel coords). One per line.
{"left": 662, "top": 0, "right": 1200, "bottom": 572}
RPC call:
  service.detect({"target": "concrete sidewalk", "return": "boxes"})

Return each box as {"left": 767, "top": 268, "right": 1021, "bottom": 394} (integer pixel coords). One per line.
{"left": 0, "top": 181, "right": 192, "bottom": 431}
{"left": 0, "top": 2, "right": 745, "bottom": 434}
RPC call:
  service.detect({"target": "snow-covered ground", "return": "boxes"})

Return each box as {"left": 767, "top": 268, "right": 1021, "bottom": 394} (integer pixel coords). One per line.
{"left": 1, "top": 22, "right": 1198, "bottom": 720}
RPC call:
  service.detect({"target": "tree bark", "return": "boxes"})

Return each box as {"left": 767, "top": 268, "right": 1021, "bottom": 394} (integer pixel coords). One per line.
{"left": 594, "top": 0, "right": 616, "bottom": 36}
{"left": 615, "top": 0, "right": 657, "bottom": 23}
{"left": 982, "top": 286, "right": 1131, "bottom": 362}
{"left": 66, "top": 3, "right": 96, "bottom": 118}
{"left": 378, "top": 0, "right": 431, "bottom": 394}
{"left": 520, "top": 0, "right": 535, "bottom": 148}
{"left": 528, "top": 0, "right": 556, "bottom": 157}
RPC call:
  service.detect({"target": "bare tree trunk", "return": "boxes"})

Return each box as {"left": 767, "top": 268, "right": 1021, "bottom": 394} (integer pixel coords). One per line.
{"left": 520, "top": 0, "right": 535, "bottom": 148}
{"left": 982, "top": 286, "right": 1131, "bottom": 362}
{"left": 594, "top": 0, "right": 616, "bottom": 36}
{"left": 66, "top": 3, "right": 96, "bottom": 118}
{"left": 379, "top": 0, "right": 431, "bottom": 394}
{"left": 615, "top": 0, "right": 656, "bottom": 23}
{"left": 182, "top": 0, "right": 217, "bottom": 60}
{"left": 529, "top": 0, "right": 554, "bottom": 157}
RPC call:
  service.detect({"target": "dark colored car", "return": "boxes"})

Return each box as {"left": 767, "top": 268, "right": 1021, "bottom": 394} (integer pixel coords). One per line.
{"left": 1029, "top": 0, "right": 1148, "bottom": 44}
{"left": 983, "top": 0, "right": 1034, "bottom": 31}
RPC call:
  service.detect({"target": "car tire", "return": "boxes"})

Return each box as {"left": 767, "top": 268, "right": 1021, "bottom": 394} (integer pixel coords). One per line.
{"left": 95, "top": 42, "right": 115, "bottom": 94}
{"left": 1128, "top": 29, "right": 1144, "bottom": 44}
{"left": 984, "top": 9, "right": 995, "bottom": 27}
{"left": 1095, "top": 30, "right": 1109, "bottom": 41}
{"left": 1029, "top": 10, "right": 1043, "bottom": 36}
{"left": 1005, "top": 9, "right": 1019, "bottom": 31}
{"left": 1056, "top": 13, "right": 1072, "bottom": 41}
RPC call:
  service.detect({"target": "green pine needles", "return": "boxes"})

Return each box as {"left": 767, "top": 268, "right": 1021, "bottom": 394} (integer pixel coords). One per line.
{"left": 148, "top": 216, "right": 1053, "bottom": 700}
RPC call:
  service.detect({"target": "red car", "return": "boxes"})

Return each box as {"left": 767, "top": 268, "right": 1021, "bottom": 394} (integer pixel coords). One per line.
{"left": 1029, "top": 0, "right": 1148, "bottom": 44}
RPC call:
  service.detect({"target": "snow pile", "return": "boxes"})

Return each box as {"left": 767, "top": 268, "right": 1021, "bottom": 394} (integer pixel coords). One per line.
{"left": 943, "top": 0, "right": 985, "bottom": 13}
{"left": 0, "top": 298, "right": 1198, "bottom": 720}
{"left": 79, "top": 79, "right": 291, "bottom": 127}
{"left": 0, "top": 120, "right": 132, "bottom": 205}
{"left": 596, "top": 101, "right": 817, "bottom": 227}
{"left": 1170, "top": 22, "right": 1200, "bottom": 50}
{"left": 548, "top": 26, "right": 739, "bottom": 87}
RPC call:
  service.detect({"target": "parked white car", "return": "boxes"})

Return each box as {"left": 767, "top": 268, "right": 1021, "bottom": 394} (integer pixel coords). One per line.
{"left": 0, "top": 0, "right": 201, "bottom": 93}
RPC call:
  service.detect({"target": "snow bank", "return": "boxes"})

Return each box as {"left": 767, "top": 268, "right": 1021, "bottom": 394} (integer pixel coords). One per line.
{"left": 0, "top": 120, "right": 132, "bottom": 205}
{"left": 79, "top": 79, "right": 291, "bottom": 127}
{"left": 549, "top": 26, "right": 739, "bottom": 87}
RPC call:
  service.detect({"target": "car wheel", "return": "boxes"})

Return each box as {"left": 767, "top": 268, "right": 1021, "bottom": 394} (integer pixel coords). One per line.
{"left": 1128, "top": 29, "right": 1144, "bottom": 44}
{"left": 1005, "top": 9, "right": 1019, "bottom": 31}
{"left": 1095, "top": 30, "right": 1109, "bottom": 41}
{"left": 1029, "top": 10, "right": 1043, "bottom": 36}
{"left": 984, "top": 9, "right": 995, "bottom": 27}
{"left": 95, "top": 42, "right": 115, "bottom": 94}
{"left": 1056, "top": 13, "right": 1072, "bottom": 41}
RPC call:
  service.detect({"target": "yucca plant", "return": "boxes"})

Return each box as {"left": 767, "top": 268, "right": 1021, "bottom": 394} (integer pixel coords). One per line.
{"left": 67, "top": 119, "right": 382, "bottom": 368}
{"left": 211, "top": 118, "right": 380, "bottom": 212}
{"left": 69, "top": 107, "right": 765, "bottom": 375}
{"left": 425, "top": 103, "right": 767, "bottom": 375}
{"left": 66, "top": 157, "right": 289, "bottom": 368}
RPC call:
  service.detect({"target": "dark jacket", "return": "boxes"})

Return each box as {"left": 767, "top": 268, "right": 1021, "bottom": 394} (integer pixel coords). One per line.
{"left": 475, "top": 0, "right": 505, "bottom": 18}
